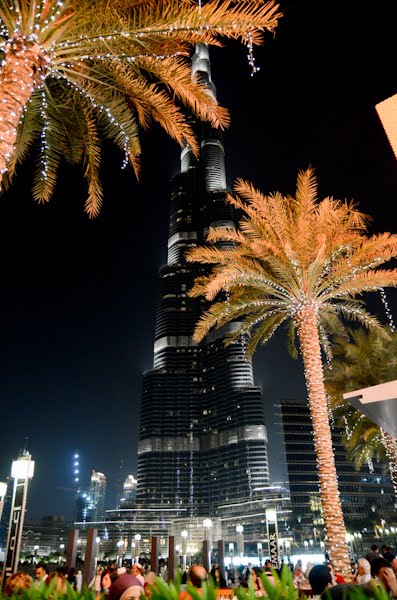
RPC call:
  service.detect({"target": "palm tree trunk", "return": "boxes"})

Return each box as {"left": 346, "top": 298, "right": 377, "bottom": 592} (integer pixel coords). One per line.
{"left": 381, "top": 429, "right": 397, "bottom": 501}
{"left": 295, "top": 306, "right": 351, "bottom": 580}
{"left": 0, "top": 39, "right": 47, "bottom": 176}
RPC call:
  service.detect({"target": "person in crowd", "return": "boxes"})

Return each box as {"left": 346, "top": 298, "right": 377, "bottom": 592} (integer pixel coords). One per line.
{"left": 293, "top": 559, "right": 305, "bottom": 588}
{"left": 305, "top": 563, "right": 314, "bottom": 580}
{"left": 132, "top": 563, "right": 145, "bottom": 585}
{"left": 382, "top": 545, "right": 397, "bottom": 573}
{"left": 371, "top": 556, "right": 397, "bottom": 598}
{"left": 326, "top": 562, "right": 345, "bottom": 585}
{"left": 250, "top": 567, "right": 265, "bottom": 595}
{"left": 242, "top": 563, "right": 254, "bottom": 582}
{"left": 45, "top": 571, "right": 67, "bottom": 595}
{"left": 97, "top": 568, "right": 119, "bottom": 599}
{"left": 365, "top": 545, "right": 381, "bottom": 564}
{"left": 90, "top": 566, "right": 105, "bottom": 593}
{"left": 308, "top": 564, "right": 333, "bottom": 600}
{"left": 353, "top": 558, "right": 372, "bottom": 584}
{"left": 210, "top": 565, "right": 227, "bottom": 588}
{"left": 143, "top": 568, "right": 156, "bottom": 599}
{"left": 179, "top": 565, "right": 208, "bottom": 600}
{"left": 35, "top": 564, "right": 48, "bottom": 584}
{"left": 264, "top": 560, "right": 272, "bottom": 573}
{"left": 76, "top": 570, "right": 83, "bottom": 592}
{"left": 107, "top": 566, "right": 143, "bottom": 600}
{"left": 3, "top": 572, "right": 33, "bottom": 596}
{"left": 67, "top": 567, "right": 77, "bottom": 590}
{"left": 159, "top": 559, "right": 168, "bottom": 582}
{"left": 320, "top": 583, "right": 377, "bottom": 600}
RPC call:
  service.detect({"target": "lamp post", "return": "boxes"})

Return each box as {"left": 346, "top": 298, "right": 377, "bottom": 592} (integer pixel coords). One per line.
{"left": 203, "top": 519, "right": 212, "bottom": 570}
{"left": 236, "top": 525, "right": 244, "bottom": 558}
{"left": 257, "top": 542, "right": 263, "bottom": 566}
{"left": 134, "top": 534, "right": 141, "bottom": 562}
{"left": 33, "top": 545, "right": 39, "bottom": 564}
{"left": 59, "top": 544, "right": 65, "bottom": 565}
{"left": 181, "top": 530, "right": 188, "bottom": 571}
{"left": 1, "top": 452, "right": 35, "bottom": 587}
{"left": 95, "top": 537, "right": 101, "bottom": 568}
{"left": 117, "top": 540, "right": 124, "bottom": 567}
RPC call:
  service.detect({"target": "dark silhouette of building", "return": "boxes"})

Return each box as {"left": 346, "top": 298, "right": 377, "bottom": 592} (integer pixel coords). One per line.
{"left": 278, "top": 399, "right": 396, "bottom": 536}
{"left": 136, "top": 44, "right": 269, "bottom": 517}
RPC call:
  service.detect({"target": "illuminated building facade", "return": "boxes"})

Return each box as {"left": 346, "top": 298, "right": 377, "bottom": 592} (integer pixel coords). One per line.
{"left": 137, "top": 44, "right": 269, "bottom": 517}
{"left": 90, "top": 471, "right": 106, "bottom": 522}
{"left": 279, "top": 399, "right": 396, "bottom": 535}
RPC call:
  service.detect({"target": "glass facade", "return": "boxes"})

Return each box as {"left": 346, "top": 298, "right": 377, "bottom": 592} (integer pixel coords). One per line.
{"left": 278, "top": 399, "right": 396, "bottom": 536}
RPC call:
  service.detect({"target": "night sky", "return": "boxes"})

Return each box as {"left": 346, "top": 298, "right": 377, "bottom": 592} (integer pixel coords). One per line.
{"left": 1, "top": 0, "right": 397, "bottom": 521}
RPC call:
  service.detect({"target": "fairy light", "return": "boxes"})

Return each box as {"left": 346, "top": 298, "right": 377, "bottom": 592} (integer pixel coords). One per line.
{"left": 246, "top": 31, "right": 260, "bottom": 76}
{"left": 59, "top": 78, "right": 131, "bottom": 169}
{"left": 380, "top": 288, "right": 395, "bottom": 332}
{"left": 39, "top": 89, "right": 49, "bottom": 182}
{"left": 381, "top": 429, "right": 397, "bottom": 499}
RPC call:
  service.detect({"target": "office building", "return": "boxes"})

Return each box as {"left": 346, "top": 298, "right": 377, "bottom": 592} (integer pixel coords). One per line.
{"left": 279, "top": 399, "right": 396, "bottom": 537}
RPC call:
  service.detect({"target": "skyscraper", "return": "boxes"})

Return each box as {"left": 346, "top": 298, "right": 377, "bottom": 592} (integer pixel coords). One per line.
{"left": 89, "top": 471, "right": 106, "bottom": 522}
{"left": 137, "top": 45, "right": 269, "bottom": 518}
{"left": 279, "top": 399, "right": 396, "bottom": 535}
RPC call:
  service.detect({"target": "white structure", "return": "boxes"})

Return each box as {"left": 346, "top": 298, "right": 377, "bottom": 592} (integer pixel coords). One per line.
{"left": 344, "top": 379, "right": 397, "bottom": 437}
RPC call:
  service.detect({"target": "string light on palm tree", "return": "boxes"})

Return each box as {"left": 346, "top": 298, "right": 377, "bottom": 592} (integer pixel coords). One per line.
{"left": 186, "top": 167, "right": 397, "bottom": 580}
{"left": 0, "top": 0, "right": 282, "bottom": 216}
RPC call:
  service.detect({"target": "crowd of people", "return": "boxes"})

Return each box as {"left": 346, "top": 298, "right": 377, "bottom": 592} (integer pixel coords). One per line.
{"left": 2, "top": 543, "right": 397, "bottom": 599}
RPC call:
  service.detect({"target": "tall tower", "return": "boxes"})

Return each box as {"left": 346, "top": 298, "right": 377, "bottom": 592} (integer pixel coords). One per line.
{"left": 137, "top": 45, "right": 269, "bottom": 518}
{"left": 89, "top": 471, "right": 106, "bottom": 522}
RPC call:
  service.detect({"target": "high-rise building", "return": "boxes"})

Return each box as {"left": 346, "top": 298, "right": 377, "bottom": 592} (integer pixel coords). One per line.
{"left": 136, "top": 44, "right": 269, "bottom": 518}
{"left": 278, "top": 399, "right": 396, "bottom": 536}
{"left": 120, "top": 475, "right": 137, "bottom": 506}
{"left": 89, "top": 471, "right": 106, "bottom": 522}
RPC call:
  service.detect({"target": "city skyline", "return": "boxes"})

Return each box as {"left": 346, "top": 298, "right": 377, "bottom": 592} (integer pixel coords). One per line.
{"left": 1, "top": 0, "right": 397, "bottom": 521}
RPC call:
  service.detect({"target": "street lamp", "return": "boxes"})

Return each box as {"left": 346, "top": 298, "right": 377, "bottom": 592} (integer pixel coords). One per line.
{"left": 203, "top": 519, "right": 213, "bottom": 570}
{"left": 1, "top": 452, "right": 35, "bottom": 586}
{"left": 59, "top": 544, "right": 65, "bottom": 565}
{"left": 117, "top": 540, "right": 124, "bottom": 567}
{"left": 257, "top": 542, "right": 263, "bottom": 566}
{"left": 236, "top": 525, "right": 244, "bottom": 558}
{"left": 229, "top": 542, "right": 234, "bottom": 564}
{"left": 181, "top": 530, "right": 188, "bottom": 571}
{"left": 134, "top": 534, "right": 141, "bottom": 562}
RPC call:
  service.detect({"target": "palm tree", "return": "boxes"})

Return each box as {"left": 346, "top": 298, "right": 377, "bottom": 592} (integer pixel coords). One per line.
{"left": 186, "top": 167, "right": 397, "bottom": 579}
{"left": 325, "top": 328, "right": 397, "bottom": 498}
{"left": 0, "top": 0, "right": 281, "bottom": 216}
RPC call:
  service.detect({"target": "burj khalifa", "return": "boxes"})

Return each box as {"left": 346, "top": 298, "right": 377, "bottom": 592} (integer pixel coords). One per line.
{"left": 136, "top": 45, "right": 269, "bottom": 519}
